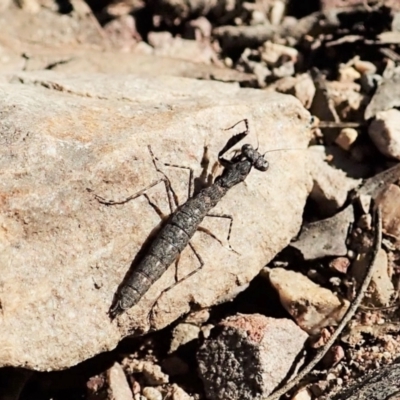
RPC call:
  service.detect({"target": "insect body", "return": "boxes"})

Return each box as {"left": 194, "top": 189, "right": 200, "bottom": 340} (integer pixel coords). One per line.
{"left": 103, "top": 122, "right": 269, "bottom": 318}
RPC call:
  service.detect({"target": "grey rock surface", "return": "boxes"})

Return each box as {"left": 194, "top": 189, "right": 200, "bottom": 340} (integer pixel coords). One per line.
{"left": 369, "top": 109, "right": 400, "bottom": 160}
{"left": 197, "top": 314, "right": 308, "bottom": 400}
{"left": 332, "top": 358, "right": 400, "bottom": 400}
{"left": 307, "top": 146, "right": 361, "bottom": 214}
{"left": 290, "top": 205, "right": 355, "bottom": 260}
{"left": 0, "top": 71, "right": 312, "bottom": 370}
{"left": 364, "top": 70, "right": 400, "bottom": 120}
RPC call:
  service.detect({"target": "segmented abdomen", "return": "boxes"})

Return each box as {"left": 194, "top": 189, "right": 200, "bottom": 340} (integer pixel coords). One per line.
{"left": 112, "top": 183, "right": 228, "bottom": 314}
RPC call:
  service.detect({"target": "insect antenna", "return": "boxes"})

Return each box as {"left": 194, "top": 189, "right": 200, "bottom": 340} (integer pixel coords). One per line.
{"left": 262, "top": 147, "right": 309, "bottom": 156}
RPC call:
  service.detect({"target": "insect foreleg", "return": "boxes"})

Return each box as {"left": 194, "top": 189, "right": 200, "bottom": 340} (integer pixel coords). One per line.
{"left": 218, "top": 118, "right": 250, "bottom": 160}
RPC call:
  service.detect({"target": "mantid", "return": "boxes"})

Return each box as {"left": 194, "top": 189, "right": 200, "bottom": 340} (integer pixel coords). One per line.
{"left": 95, "top": 119, "right": 269, "bottom": 318}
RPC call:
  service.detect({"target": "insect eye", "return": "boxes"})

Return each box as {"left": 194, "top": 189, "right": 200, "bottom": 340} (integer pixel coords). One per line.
{"left": 255, "top": 159, "right": 269, "bottom": 171}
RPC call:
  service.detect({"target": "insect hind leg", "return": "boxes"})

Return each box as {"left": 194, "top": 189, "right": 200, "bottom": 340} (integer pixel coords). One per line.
{"left": 148, "top": 242, "right": 204, "bottom": 328}
{"left": 94, "top": 145, "right": 177, "bottom": 210}
{"left": 94, "top": 178, "right": 165, "bottom": 206}
{"left": 199, "top": 212, "right": 239, "bottom": 254}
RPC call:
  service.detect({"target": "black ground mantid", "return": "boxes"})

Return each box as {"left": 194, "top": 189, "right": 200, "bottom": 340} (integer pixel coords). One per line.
{"left": 95, "top": 119, "right": 269, "bottom": 319}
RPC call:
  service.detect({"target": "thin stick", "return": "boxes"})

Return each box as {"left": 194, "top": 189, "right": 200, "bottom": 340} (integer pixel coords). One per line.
{"left": 264, "top": 205, "right": 383, "bottom": 400}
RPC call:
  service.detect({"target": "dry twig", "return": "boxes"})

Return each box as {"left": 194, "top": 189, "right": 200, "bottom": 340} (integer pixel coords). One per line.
{"left": 265, "top": 205, "right": 383, "bottom": 400}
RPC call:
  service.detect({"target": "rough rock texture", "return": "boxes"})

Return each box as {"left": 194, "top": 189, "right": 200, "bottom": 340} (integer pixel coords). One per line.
{"left": 290, "top": 205, "right": 355, "bottom": 260}
{"left": 0, "top": 1, "right": 105, "bottom": 49}
{"left": 307, "top": 147, "right": 361, "bottom": 214}
{"left": 123, "top": 359, "right": 168, "bottom": 386}
{"left": 267, "top": 73, "right": 316, "bottom": 109}
{"left": 375, "top": 183, "right": 400, "bottom": 240}
{"left": 0, "top": 71, "right": 311, "bottom": 370}
{"left": 169, "top": 323, "right": 200, "bottom": 353}
{"left": 107, "top": 363, "right": 133, "bottom": 400}
{"left": 352, "top": 249, "right": 393, "bottom": 307}
{"left": 335, "top": 128, "right": 358, "bottom": 151}
{"left": 364, "top": 71, "right": 400, "bottom": 120}
{"left": 0, "top": 6, "right": 255, "bottom": 84}
{"left": 369, "top": 109, "right": 400, "bottom": 160}
{"left": 267, "top": 268, "right": 349, "bottom": 334}
{"left": 142, "top": 387, "right": 162, "bottom": 400}
{"left": 169, "top": 384, "right": 193, "bottom": 400}
{"left": 197, "top": 314, "right": 308, "bottom": 400}
{"left": 332, "top": 358, "right": 400, "bottom": 400}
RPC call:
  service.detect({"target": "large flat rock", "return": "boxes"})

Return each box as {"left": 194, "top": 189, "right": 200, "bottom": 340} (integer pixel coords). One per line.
{"left": 0, "top": 71, "right": 312, "bottom": 370}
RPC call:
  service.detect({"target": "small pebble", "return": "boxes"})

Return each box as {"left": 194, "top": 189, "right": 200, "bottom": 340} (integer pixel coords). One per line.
{"left": 270, "top": 268, "right": 349, "bottom": 333}
{"left": 200, "top": 324, "right": 214, "bottom": 338}
{"left": 347, "top": 249, "right": 355, "bottom": 259}
{"left": 272, "top": 61, "right": 295, "bottom": 79}
{"left": 126, "top": 360, "right": 169, "bottom": 385}
{"left": 369, "top": 109, "right": 400, "bottom": 160}
{"left": 224, "top": 57, "right": 233, "bottom": 68}
{"left": 261, "top": 41, "right": 298, "bottom": 65}
{"left": 170, "top": 384, "right": 193, "bottom": 400}
{"left": 338, "top": 66, "right": 360, "bottom": 82}
{"left": 107, "top": 363, "right": 134, "bottom": 400}
{"left": 329, "top": 257, "right": 350, "bottom": 274}
{"left": 169, "top": 323, "right": 200, "bottom": 353}
{"left": 326, "top": 373, "right": 336, "bottom": 381}
{"left": 184, "top": 309, "right": 210, "bottom": 325}
{"left": 142, "top": 387, "right": 163, "bottom": 400}
{"left": 329, "top": 277, "right": 342, "bottom": 287}
{"left": 291, "top": 388, "right": 312, "bottom": 400}
{"left": 353, "top": 59, "right": 377, "bottom": 74}
{"left": 142, "top": 363, "right": 169, "bottom": 385}
{"left": 335, "top": 128, "right": 358, "bottom": 151}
